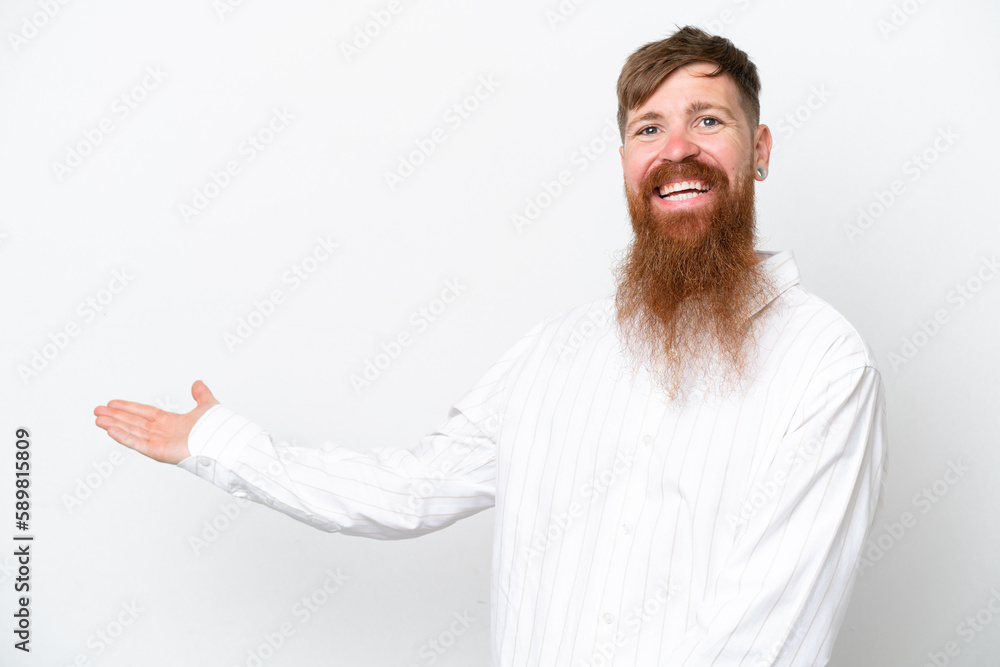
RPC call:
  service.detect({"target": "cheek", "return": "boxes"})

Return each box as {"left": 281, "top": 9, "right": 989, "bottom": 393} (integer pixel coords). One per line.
{"left": 714, "top": 141, "right": 752, "bottom": 175}
{"left": 625, "top": 167, "right": 643, "bottom": 191}
{"left": 703, "top": 150, "right": 741, "bottom": 185}
{"left": 623, "top": 153, "right": 654, "bottom": 190}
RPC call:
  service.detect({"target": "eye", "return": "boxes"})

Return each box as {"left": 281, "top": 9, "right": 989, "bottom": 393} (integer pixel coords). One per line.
{"left": 638, "top": 126, "right": 658, "bottom": 136}
{"left": 699, "top": 117, "right": 721, "bottom": 128}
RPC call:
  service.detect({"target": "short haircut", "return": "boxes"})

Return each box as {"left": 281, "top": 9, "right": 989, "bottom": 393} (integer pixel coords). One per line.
{"left": 616, "top": 26, "right": 762, "bottom": 143}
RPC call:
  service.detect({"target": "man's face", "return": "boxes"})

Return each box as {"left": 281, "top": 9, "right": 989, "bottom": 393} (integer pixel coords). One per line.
{"left": 619, "top": 61, "right": 770, "bottom": 242}
{"left": 613, "top": 61, "right": 774, "bottom": 402}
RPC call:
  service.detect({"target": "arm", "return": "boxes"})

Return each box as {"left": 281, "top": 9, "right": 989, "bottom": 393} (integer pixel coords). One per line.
{"left": 94, "top": 321, "right": 543, "bottom": 539}
{"left": 666, "top": 364, "right": 888, "bottom": 667}
{"left": 95, "top": 381, "right": 498, "bottom": 539}
{"left": 176, "top": 401, "right": 497, "bottom": 539}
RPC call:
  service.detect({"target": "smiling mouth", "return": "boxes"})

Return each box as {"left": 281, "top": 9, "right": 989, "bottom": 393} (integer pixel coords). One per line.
{"left": 658, "top": 180, "right": 711, "bottom": 201}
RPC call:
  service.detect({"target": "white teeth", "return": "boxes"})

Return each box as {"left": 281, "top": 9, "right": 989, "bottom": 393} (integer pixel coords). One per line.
{"left": 658, "top": 180, "right": 709, "bottom": 199}
{"left": 662, "top": 190, "right": 705, "bottom": 201}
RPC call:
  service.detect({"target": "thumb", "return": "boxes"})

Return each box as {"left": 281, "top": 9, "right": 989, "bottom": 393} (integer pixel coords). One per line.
{"left": 191, "top": 380, "right": 219, "bottom": 409}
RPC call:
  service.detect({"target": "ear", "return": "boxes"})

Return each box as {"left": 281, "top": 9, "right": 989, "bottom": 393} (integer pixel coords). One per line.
{"left": 753, "top": 124, "right": 772, "bottom": 179}
{"left": 619, "top": 143, "right": 625, "bottom": 170}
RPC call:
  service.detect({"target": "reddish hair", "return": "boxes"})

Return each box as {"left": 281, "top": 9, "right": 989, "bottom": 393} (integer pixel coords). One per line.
{"left": 616, "top": 26, "right": 761, "bottom": 143}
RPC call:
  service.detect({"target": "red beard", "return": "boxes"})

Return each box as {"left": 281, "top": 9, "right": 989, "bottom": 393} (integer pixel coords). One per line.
{"left": 613, "top": 158, "right": 775, "bottom": 402}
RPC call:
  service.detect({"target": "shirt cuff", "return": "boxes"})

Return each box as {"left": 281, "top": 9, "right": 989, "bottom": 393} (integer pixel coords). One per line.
{"left": 177, "top": 404, "right": 264, "bottom": 472}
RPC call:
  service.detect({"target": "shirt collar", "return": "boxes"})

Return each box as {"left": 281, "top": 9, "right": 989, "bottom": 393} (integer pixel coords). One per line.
{"left": 748, "top": 250, "right": 801, "bottom": 318}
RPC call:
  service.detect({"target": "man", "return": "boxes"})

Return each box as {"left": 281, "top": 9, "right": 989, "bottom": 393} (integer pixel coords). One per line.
{"left": 95, "top": 26, "right": 887, "bottom": 667}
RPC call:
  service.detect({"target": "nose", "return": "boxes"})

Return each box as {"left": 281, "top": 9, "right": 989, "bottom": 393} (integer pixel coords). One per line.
{"left": 656, "top": 127, "right": 700, "bottom": 163}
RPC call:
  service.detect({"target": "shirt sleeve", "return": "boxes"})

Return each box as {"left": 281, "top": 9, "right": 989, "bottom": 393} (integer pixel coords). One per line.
{"left": 666, "top": 363, "right": 889, "bottom": 667}
{"left": 175, "top": 319, "right": 545, "bottom": 540}
{"left": 176, "top": 403, "right": 497, "bottom": 540}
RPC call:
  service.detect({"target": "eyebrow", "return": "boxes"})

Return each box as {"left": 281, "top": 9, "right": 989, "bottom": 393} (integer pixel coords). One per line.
{"left": 626, "top": 111, "right": 663, "bottom": 132}
{"left": 626, "top": 101, "right": 739, "bottom": 132}
{"left": 686, "top": 100, "right": 737, "bottom": 119}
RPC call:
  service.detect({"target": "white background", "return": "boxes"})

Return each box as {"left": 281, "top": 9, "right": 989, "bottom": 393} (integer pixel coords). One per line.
{"left": 1, "top": 0, "right": 998, "bottom": 665}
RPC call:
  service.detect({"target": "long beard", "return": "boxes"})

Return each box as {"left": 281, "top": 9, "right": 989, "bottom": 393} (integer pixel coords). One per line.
{"left": 613, "top": 158, "right": 775, "bottom": 403}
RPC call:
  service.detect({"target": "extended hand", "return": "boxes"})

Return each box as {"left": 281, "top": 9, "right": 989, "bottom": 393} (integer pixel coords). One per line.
{"left": 94, "top": 380, "right": 220, "bottom": 464}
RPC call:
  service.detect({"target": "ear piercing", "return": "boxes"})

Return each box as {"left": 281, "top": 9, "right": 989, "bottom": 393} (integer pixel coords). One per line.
{"left": 756, "top": 166, "right": 767, "bottom": 179}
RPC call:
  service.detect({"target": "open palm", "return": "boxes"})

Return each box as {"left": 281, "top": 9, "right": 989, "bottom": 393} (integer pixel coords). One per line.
{"left": 94, "top": 380, "right": 219, "bottom": 464}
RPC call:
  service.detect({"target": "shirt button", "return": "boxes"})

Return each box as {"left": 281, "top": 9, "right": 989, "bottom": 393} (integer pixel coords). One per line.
{"left": 642, "top": 434, "right": 652, "bottom": 446}
{"left": 233, "top": 490, "right": 248, "bottom": 499}
{"left": 198, "top": 456, "right": 211, "bottom": 466}
{"left": 265, "top": 498, "right": 274, "bottom": 506}
{"left": 603, "top": 613, "right": 615, "bottom": 625}
{"left": 622, "top": 522, "right": 633, "bottom": 534}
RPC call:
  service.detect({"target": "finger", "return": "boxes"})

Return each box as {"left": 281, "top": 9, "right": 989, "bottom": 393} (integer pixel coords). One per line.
{"left": 95, "top": 414, "right": 153, "bottom": 441}
{"left": 105, "top": 399, "right": 164, "bottom": 419}
{"left": 95, "top": 405, "right": 154, "bottom": 431}
{"left": 191, "top": 380, "right": 218, "bottom": 407}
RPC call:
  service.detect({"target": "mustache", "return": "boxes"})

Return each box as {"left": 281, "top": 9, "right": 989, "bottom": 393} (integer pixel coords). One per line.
{"left": 640, "top": 159, "right": 728, "bottom": 196}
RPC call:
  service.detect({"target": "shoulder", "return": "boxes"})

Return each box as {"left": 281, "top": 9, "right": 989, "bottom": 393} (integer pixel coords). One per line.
{"left": 768, "top": 283, "right": 881, "bottom": 381}
{"left": 755, "top": 250, "right": 880, "bottom": 378}
{"left": 529, "top": 295, "right": 617, "bottom": 349}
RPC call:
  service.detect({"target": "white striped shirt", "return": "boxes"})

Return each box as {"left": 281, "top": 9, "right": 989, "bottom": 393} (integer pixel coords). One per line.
{"left": 179, "top": 249, "right": 888, "bottom": 667}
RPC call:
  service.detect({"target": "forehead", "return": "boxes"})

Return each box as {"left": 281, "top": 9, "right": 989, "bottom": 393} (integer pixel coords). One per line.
{"left": 630, "top": 61, "right": 742, "bottom": 116}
